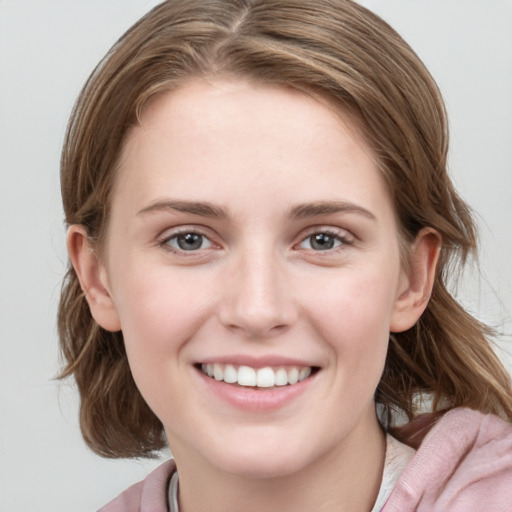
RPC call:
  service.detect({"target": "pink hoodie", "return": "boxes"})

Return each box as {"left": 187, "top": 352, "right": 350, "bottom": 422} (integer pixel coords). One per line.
{"left": 99, "top": 408, "right": 512, "bottom": 512}
{"left": 383, "top": 408, "right": 512, "bottom": 511}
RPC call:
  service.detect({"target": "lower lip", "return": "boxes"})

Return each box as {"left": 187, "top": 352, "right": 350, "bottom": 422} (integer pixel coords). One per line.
{"left": 196, "top": 368, "right": 318, "bottom": 411}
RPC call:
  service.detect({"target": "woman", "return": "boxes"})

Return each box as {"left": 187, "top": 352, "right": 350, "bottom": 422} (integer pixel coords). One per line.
{"left": 59, "top": 1, "right": 512, "bottom": 510}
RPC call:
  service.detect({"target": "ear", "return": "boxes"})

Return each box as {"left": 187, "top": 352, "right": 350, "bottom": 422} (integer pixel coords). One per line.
{"left": 66, "top": 225, "right": 121, "bottom": 332}
{"left": 390, "top": 228, "right": 441, "bottom": 333}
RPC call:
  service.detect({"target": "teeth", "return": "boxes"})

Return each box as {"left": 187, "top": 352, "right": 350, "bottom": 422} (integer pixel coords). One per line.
{"left": 200, "top": 363, "right": 314, "bottom": 388}
{"left": 256, "top": 367, "right": 275, "bottom": 388}
{"left": 287, "top": 367, "right": 299, "bottom": 385}
{"left": 275, "top": 368, "right": 288, "bottom": 386}
{"left": 238, "top": 365, "right": 256, "bottom": 386}
{"left": 213, "top": 363, "right": 223, "bottom": 381}
{"left": 224, "top": 364, "right": 238, "bottom": 384}
{"left": 299, "top": 367, "right": 311, "bottom": 381}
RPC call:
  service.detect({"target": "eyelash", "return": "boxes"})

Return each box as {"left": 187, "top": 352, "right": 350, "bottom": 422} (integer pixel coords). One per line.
{"left": 296, "top": 228, "right": 354, "bottom": 253}
{"left": 159, "top": 228, "right": 216, "bottom": 255}
{"left": 158, "top": 227, "right": 354, "bottom": 256}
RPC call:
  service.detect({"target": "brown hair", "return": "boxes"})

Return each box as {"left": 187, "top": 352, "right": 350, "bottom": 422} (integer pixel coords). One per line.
{"left": 59, "top": 0, "right": 512, "bottom": 458}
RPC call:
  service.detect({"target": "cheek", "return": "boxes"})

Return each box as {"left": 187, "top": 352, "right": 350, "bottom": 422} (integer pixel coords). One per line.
{"left": 113, "top": 258, "right": 211, "bottom": 338}
{"left": 311, "top": 264, "right": 399, "bottom": 331}
{"left": 307, "top": 266, "right": 399, "bottom": 378}
{"left": 111, "top": 268, "right": 212, "bottom": 392}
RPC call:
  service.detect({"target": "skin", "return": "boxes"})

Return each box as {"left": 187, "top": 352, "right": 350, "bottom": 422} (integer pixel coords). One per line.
{"left": 69, "top": 79, "right": 439, "bottom": 512}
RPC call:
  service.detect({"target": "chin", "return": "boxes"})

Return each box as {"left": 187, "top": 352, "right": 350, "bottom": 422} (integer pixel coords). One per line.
{"left": 217, "top": 452, "right": 304, "bottom": 480}
{"left": 201, "top": 434, "right": 316, "bottom": 480}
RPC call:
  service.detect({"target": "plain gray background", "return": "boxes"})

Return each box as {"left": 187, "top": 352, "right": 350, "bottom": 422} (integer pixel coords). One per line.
{"left": 1, "top": 1, "right": 511, "bottom": 510}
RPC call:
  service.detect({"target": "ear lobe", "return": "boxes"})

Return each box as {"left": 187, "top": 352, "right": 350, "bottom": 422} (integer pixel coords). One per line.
{"left": 390, "top": 228, "right": 441, "bottom": 333}
{"left": 66, "top": 225, "right": 121, "bottom": 332}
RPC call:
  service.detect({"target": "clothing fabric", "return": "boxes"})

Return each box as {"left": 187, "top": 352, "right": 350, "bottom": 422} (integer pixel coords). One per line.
{"left": 384, "top": 408, "right": 512, "bottom": 511}
{"left": 167, "top": 472, "right": 179, "bottom": 512}
{"left": 97, "top": 408, "right": 512, "bottom": 512}
{"left": 371, "top": 434, "right": 416, "bottom": 511}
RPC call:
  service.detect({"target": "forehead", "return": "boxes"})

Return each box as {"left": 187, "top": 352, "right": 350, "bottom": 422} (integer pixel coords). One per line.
{"left": 114, "top": 79, "right": 392, "bottom": 222}
{"left": 128, "top": 79, "right": 366, "bottom": 158}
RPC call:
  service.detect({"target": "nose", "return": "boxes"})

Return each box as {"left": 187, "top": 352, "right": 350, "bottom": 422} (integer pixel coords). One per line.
{"left": 217, "top": 247, "right": 298, "bottom": 338}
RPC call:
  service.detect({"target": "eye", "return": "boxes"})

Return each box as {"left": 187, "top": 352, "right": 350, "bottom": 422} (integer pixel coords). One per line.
{"left": 298, "top": 230, "right": 352, "bottom": 251}
{"left": 164, "top": 231, "right": 213, "bottom": 252}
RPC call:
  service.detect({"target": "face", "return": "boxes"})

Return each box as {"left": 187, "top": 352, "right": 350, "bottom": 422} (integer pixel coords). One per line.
{"left": 92, "top": 79, "right": 416, "bottom": 478}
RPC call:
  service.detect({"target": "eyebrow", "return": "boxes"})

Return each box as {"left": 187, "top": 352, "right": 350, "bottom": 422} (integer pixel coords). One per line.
{"left": 137, "top": 199, "right": 375, "bottom": 221}
{"left": 137, "top": 200, "right": 228, "bottom": 219}
{"left": 289, "top": 200, "right": 376, "bottom": 220}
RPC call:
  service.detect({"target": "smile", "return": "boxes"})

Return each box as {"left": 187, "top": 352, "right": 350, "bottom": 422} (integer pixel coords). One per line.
{"left": 199, "top": 363, "right": 316, "bottom": 388}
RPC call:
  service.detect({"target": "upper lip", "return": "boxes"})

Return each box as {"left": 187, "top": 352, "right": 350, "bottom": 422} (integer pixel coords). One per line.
{"left": 196, "top": 355, "right": 320, "bottom": 368}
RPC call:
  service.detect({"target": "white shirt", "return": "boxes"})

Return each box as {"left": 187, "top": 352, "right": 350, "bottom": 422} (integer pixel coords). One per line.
{"left": 371, "top": 434, "right": 416, "bottom": 511}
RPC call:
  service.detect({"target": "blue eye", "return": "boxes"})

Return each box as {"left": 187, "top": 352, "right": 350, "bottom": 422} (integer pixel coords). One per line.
{"left": 166, "top": 232, "right": 213, "bottom": 251}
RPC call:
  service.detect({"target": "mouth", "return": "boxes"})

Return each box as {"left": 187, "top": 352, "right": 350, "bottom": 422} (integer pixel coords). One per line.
{"left": 196, "top": 363, "right": 319, "bottom": 389}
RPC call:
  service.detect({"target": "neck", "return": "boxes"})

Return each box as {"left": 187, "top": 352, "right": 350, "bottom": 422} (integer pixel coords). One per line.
{"left": 172, "top": 411, "right": 386, "bottom": 512}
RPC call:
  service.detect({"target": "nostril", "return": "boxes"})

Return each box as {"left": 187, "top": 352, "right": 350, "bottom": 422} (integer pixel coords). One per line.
{"left": 216, "top": 263, "right": 298, "bottom": 336}
{"left": 224, "top": 320, "right": 291, "bottom": 338}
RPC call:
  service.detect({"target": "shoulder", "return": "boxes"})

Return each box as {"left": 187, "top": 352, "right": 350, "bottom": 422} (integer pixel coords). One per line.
{"left": 97, "top": 459, "right": 176, "bottom": 512}
{"left": 384, "top": 408, "right": 512, "bottom": 511}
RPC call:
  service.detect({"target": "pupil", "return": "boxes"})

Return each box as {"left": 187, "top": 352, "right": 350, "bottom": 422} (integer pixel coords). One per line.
{"left": 311, "top": 233, "right": 334, "bottom": 250}
{"left": 177, "top": 233, "right": 202, "bottom": 250}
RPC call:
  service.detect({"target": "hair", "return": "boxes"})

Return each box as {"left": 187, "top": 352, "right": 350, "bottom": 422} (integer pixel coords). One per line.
{"left": 59, "top": 0, "right": 512, "bottom": 458}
